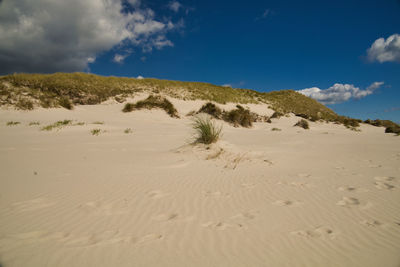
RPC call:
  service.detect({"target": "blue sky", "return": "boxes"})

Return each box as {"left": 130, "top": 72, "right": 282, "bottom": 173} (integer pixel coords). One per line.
{"left": 1, "top": 0, "right": 399, "bottom": 122}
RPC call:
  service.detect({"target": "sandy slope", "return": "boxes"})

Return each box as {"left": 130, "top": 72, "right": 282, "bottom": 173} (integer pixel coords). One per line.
{"left": 0, "top": 96, "right": 400, "bottom": 267}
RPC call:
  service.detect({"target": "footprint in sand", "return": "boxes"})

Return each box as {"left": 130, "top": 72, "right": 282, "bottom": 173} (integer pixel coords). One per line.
{"left": 336, "top": 197, "right": 360, "bottom": 207}
{"left": 273, "top": 200, "right": 302, "bottom": 207}
{"left": 291, "top": 226, "right": 337, "bottom": 239}
{"left": 231, "top": 210, "right": 259, "bottom": 220}
{"left": 241, "top": 183, "right": 256, "bottom": 189}
{"left": 12, "top": 198, "right": 55, "bottom": 212}
{"left": 79, "top": 201, "right": 128, "bottom": 216}
{"left": 203, "top": 191, "right": 230, "bottom": 198}
{"left": 147, "top": 190, "right": 170, "bottom": 199}
{"left": 360, "top": 220, "right": 385, "bottom": 227}
{"left": 374, "top": 182, "right": 395, "bottom": 190}
{"left": 201, "top": 221, "right": 245, "bottom": 230}
{"left": 297, "top": 173, "right": 311, "bottom": 178}
{"left": 151, "top": 213, "right": 194, "bottom": 223}
{"left": 337, "top": 186, "right": 369, "bottom": 193}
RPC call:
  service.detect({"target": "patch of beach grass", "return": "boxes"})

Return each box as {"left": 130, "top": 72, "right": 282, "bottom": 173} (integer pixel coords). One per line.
{"left": 91, "top": 128, "right": 102, "bottom": 136}
{"left": 41, "top": 120, "right": 72, "bottom": 131}
{"left": 124, "top": 128, "right": 133, "bottom": 134}
{"left": 294, "top": 119, "right": 309, "bottom": 129}
{"left": 271, "top": 127, "right": 281, "bottom": 131}
{"left": 192, "top": 115, "right": 222, "bottom": 144}
{"left": 28, "top": 121, "right": 40, "bottom": 126}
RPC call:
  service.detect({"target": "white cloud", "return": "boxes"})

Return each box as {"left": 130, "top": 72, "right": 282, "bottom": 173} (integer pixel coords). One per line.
{"left": 297, "top": 82, "right": 384, "bottom": 104}
{"left": 168, "top": 1, "right": 182, "bottom": 12}
{"left": 0, "top": 0, "right": 180, "bottom": 74}
{"left": 113, "top": 54, "right": 128, "bottom": 64}
{"left": 222, "top": 84, "right": 232, "bottom": 88}
{"left": 367, "top": 34, "right": 400, "bottom": 63}
{"left": 137, "top": 75, "right": 144, "bottom": 79}
{"left": 255, "top": 8, "right": 271, "bottom": 21}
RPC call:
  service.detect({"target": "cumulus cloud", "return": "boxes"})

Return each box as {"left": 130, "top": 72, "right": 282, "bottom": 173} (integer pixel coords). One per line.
{"left": 0, "top": 0, "right": 180, "bottom": 74}
{"left": 367, "top": 34, "right": 400, "bottom": 63}
{"left": 297, "top": 82, "right": 384, "bottom": 104}
{"left": 168, "top": 1, "right": 182, "bottom": 12}
{"left": 136, "top": 75, "right": 144, "bottom": 79}
{"left": 222, "top": 84, "right": 232, "bottom": 88}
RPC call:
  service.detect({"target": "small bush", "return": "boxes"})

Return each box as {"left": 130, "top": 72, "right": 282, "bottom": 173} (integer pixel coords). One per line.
{"left": 59, "top": 97, "right": 73, "bottom": 110}
{"left": 271, "top": 127, "right": 281, "bottom": 131}
{"left": 91, "top": 129, "right": 102, "bottom": 136}
{"left": 270, "top": 111, "right": 284, "bottom": 119}
{"left": 294, "top": 119, "right": 309, "bottom": 129}
{"left": 192, "top": 115, "right": 222, "bottom": 144}
{"left": 198, "top": 102, "right": 222, "bottom": 119}
{"left": 6, "top": 121, "right": 20, "bottom": 126}
{"left": 385, "top": 126, "right": 400, "bottom": 135}
{"left": 41, "top": 120, "right": 72, "bottom": 131}
{"left": 124, "top": 128, "right": 133, "bottom": 134}
{"left": 222, "top": 105, "right": 254, "bottom": 127}
{"left": 122, "top": 95, "right": 179, "bottom": 118}
{"left": 28, "top": 121, "right": 40, "bottom": 126}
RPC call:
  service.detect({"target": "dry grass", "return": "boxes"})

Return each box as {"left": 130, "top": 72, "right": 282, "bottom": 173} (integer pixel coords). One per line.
{"left": 6, "top": 121, "right": 20, "bottom": 126}
{"left": 41, "top": 120, "right": 72, "bottom": 131}
{"left": 294, "top": 119, "right": 310, "bottom": 129}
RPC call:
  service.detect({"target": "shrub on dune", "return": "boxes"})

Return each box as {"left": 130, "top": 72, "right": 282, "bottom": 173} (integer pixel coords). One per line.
{"left": 122, "top": 95, "right": 179, "bottom": 118}
{"left": 294, "top": 119, "right": 309, "bottom": 129}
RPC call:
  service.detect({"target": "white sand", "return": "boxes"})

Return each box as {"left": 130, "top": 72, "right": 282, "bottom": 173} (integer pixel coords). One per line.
{"left": 1, "top": 97, "right": 400, "bottom": 267}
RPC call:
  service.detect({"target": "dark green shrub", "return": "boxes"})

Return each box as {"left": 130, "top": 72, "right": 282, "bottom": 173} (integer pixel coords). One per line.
{"left": 16, "top": 98, "right": 34, "bottom": 110}
{"left": 385, "top": 126, "right": 400, "bottom": 134}
{"left": 270, "top": 111, "right": 284, "bottom": 119}
{"left": 294, "top": 119, "right": 309, "bottom": 129}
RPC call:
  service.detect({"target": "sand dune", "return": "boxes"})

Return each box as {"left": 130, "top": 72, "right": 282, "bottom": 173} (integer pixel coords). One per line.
{"left": 1, "top": 97, "right": 400, "bottom": 267}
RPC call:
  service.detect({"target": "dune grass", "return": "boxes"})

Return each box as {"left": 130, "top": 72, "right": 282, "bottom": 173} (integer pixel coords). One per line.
{"left": 28, "top": 121, "right": 40, "bottom": 126}
{"left": 124, "top": 128, "right": 133, "bottom": 134}
{"left": 192, "top": 115, "right": 222, "bottom": 144}
{"left": 122, "top": 95, "right": 179, "bottom": 118}
{"left": 271, "top": 127, "right": 281, "bottom": 131}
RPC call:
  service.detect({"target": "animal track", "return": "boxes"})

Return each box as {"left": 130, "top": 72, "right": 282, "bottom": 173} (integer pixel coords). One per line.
{"left": 291, "top": 226, "right": 336, "bottom": 239}
{"left": 12, "top": 198, "right": 55, "bottom": 212}
{"left": 151, "top": 213, "right": 194, "bottom": 222}
{"left": 336, "top": 197, "right": 360, "bottom": 206}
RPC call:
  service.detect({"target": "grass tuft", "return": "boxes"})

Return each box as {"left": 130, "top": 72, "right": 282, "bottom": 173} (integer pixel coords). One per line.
{"left": 294, "top": 119, "right": 309, "bottom": 129}
{"left": 41, "top": 120, "right": 72, "bottom": 131}
{"left": 28, "top": 121, "right": 40, "bottom": 126}
{"left": 6, "top": 121, "right": 20, "bottom": 126}
{"left": 222, "top": 105, "right": 254, "bottom": 127}
{"left": 271, "top": 127, "right": 281, "bottom": 131}
{"left": 124, "top": 128, "right": 133, "bottom": 134}
{"left": 92, "top": 121, "right": 104, "bottom": 125}
{"left": 91, "top": 129, "right": 102, "bottom": 136}
{"left": 198, "top": 102, "right": 223, "bottom": 119}
{"left": 58, "top": 97, "right": 73, "bottom": 110}
{"left": 192, "top": 115, "right": 222, "bottom": 144}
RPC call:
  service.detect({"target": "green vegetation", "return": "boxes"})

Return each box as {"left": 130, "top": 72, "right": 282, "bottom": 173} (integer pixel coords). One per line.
{"left": 91, "top": 129, "right": 102, "bottom": 136}
{"left": 6, "top": 121, "right": 20, "bottom": 126}
{"left": 192, "top": 116, "right": 222, "bottom": 144}
{"left": 124, "top": 128, "right": 133, "bottom": 134}
{"left": 197, "top": 102, "right": 223, "bottom": 119}
{"left": 123, "top": 95, "right": 179, "bottom": 118}
{"left": 364, "top": 119, "right": 400, "bottom": 135}
{"left": 294, "top": 119, "right": 310, "bottom": 129}
{"left": 28, "top": 121, "right": 40, "bottom": 126}
{"left": 41, "top": 120, "right": 72, "bottom": 131}
{"left": 92, "top": 121, "right": 104, "bottom": 125}
{"left": 222, "top": 105, "right": 254, "bottom": 128}
{"left": 270, "top": 111, "right": 284, "bottom": 119}
{"left": 16, "top": 98, "right": 34, "bottom": 110}
{"left": 271, "top": 127, "right": 281, "bottom": 131}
